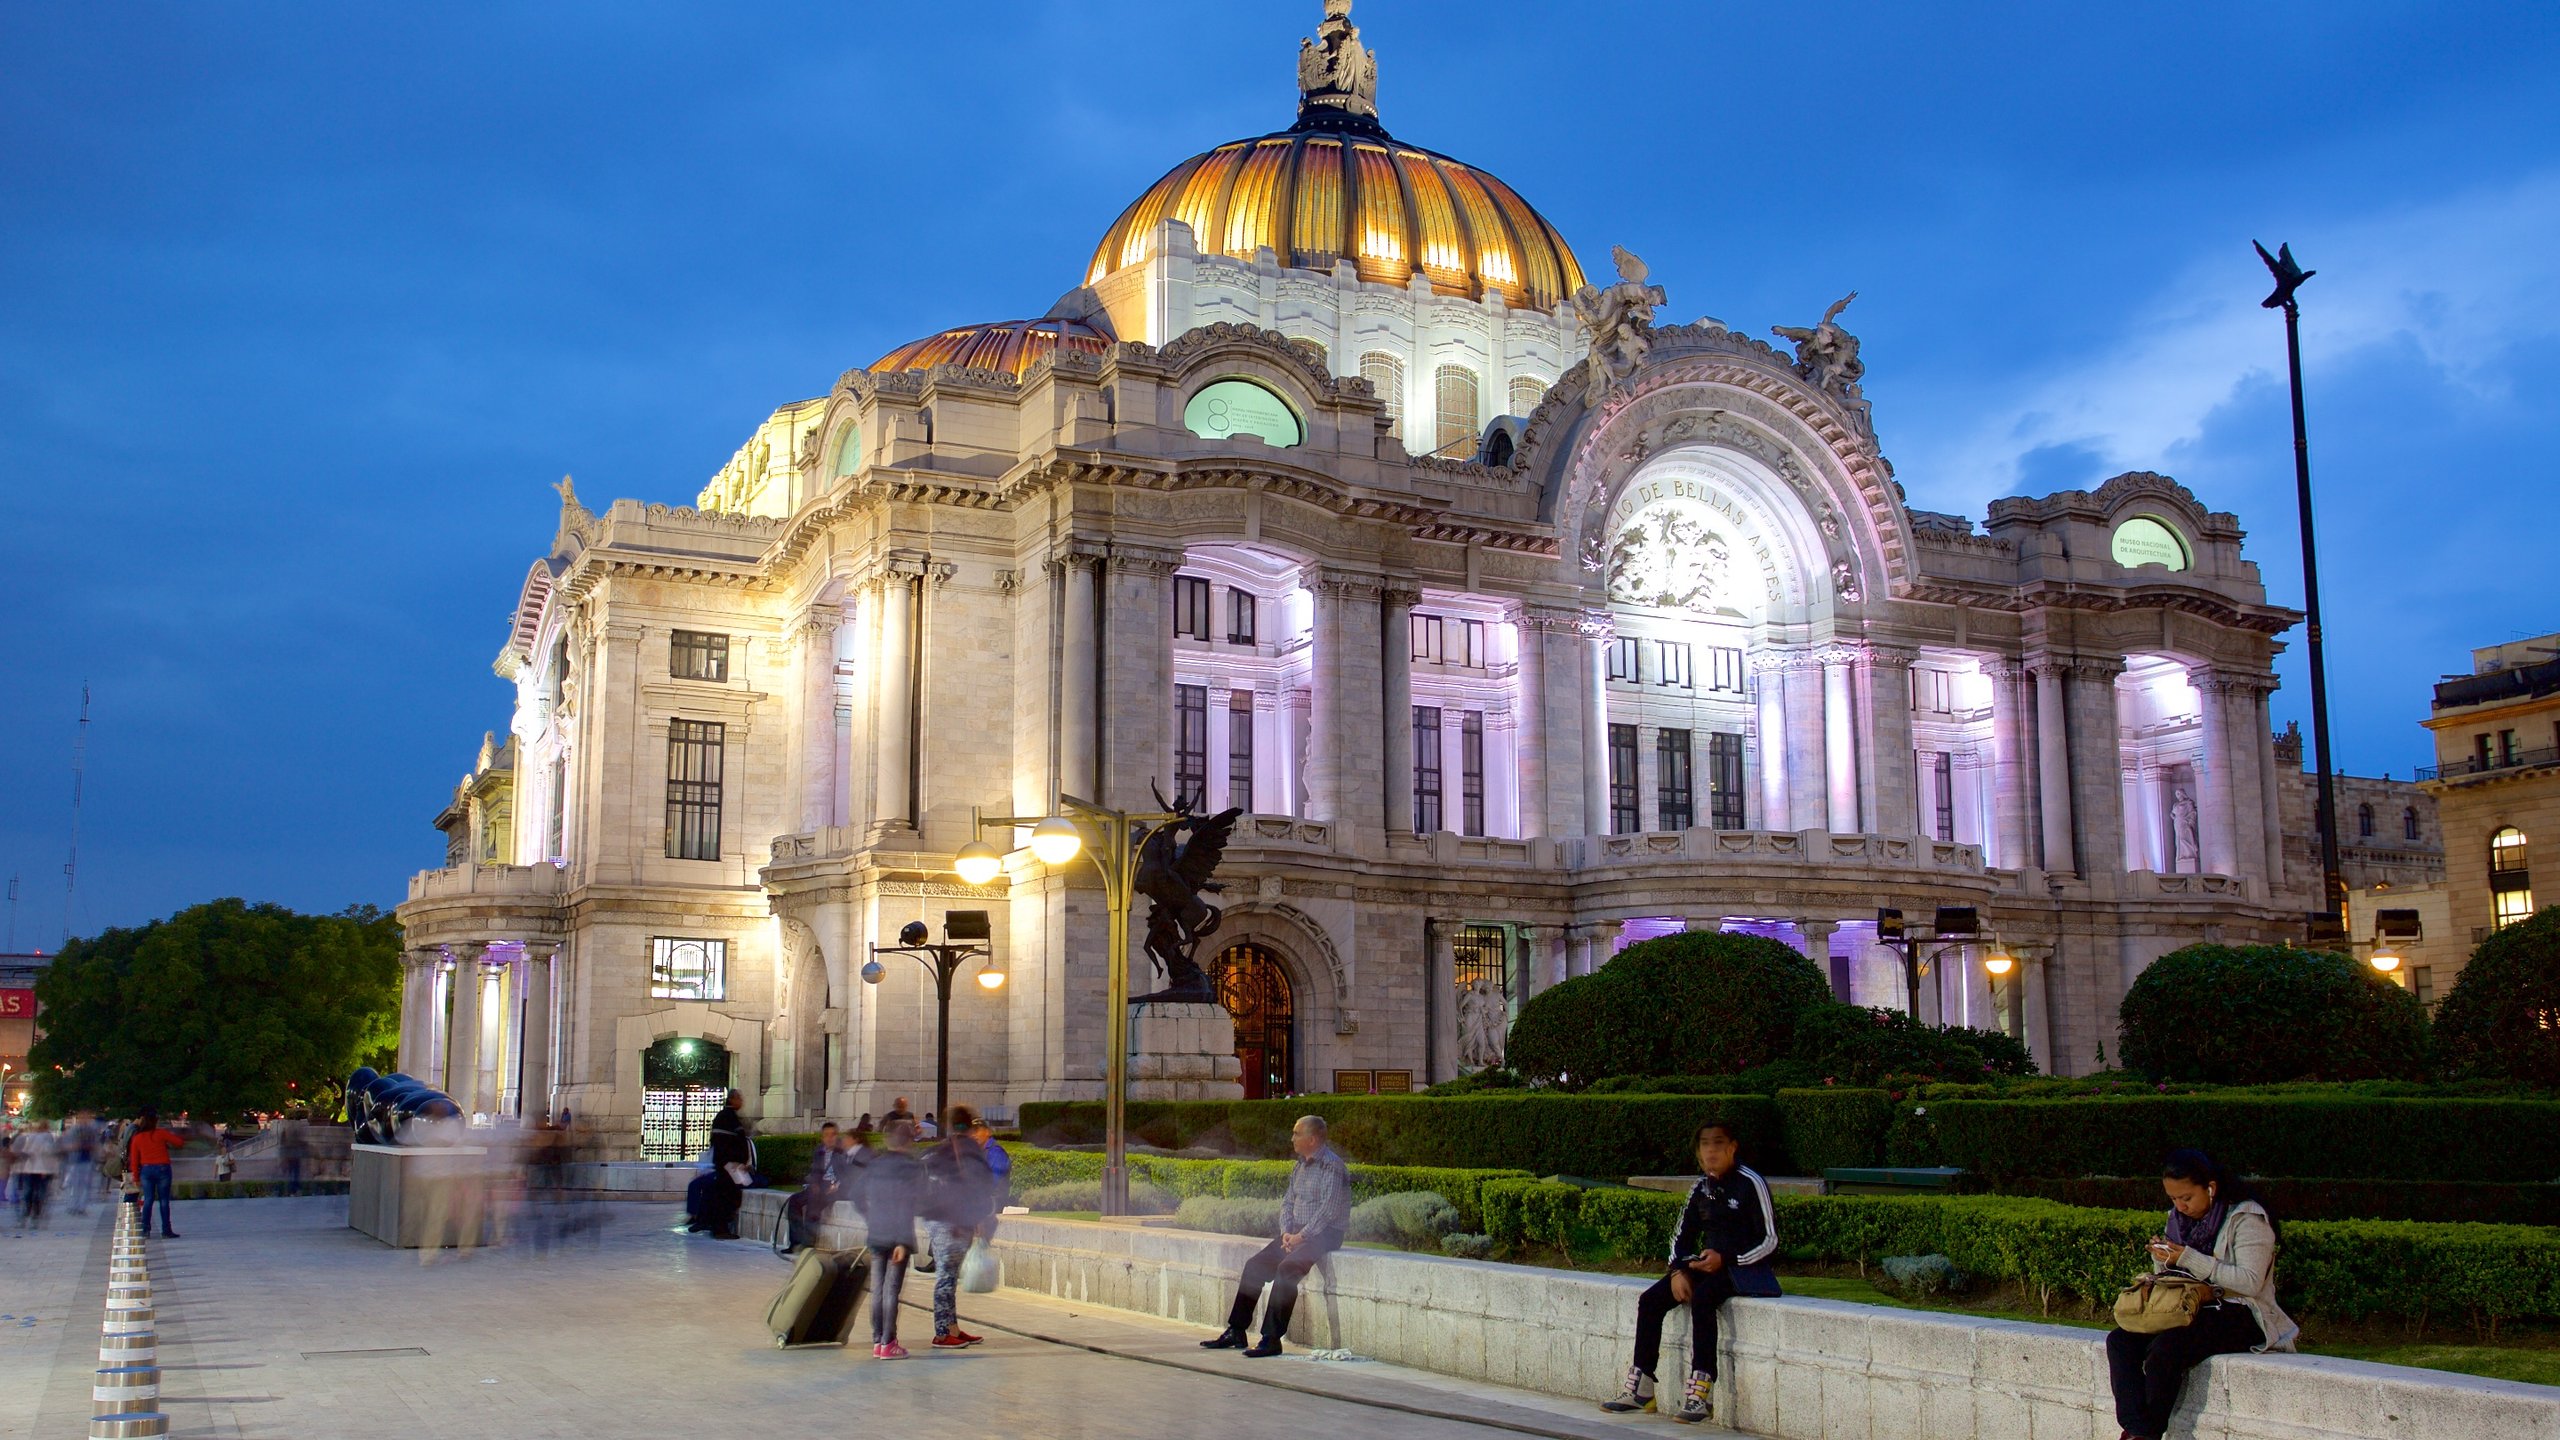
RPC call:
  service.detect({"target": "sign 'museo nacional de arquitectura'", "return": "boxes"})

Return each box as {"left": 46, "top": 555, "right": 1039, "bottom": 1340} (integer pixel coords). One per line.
{"left": 398, "top": 3, "right": 2321, "bottom": 1158}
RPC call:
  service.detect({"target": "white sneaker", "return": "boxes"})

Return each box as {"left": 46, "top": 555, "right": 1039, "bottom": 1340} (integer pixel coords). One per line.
{"left": 1600, "top": 1365, "right": 1656, "bottom": 1413}
{"left": 1670, "top": 1369, "right": 1713, "bottom": 1423}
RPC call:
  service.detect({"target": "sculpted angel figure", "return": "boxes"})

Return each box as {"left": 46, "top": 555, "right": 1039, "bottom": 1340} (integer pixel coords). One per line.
{"left": 1573, "top": 246, "right": 1667, "bottom": 400}
{"left": 1457, "top": 976, "right": 1508, "bottom": 1071}
{"left": 1771, "top": 293, "right": 1865, "bottom": 396}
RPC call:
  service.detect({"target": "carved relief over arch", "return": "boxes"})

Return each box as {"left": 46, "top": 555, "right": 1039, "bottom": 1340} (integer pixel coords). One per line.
{"left": 1217, "top": 901, "right": 1355, "bottom": 1035}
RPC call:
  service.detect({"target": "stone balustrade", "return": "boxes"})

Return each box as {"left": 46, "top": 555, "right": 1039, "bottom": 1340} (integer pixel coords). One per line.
{"left": 736, "top": 1192, "right": 2560, "bottom": 1440}
{"left": 403, "top": 862, "right": 566, "bottom": 904}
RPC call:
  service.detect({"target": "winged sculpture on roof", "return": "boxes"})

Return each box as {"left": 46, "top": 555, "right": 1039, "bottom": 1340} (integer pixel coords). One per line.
{"left": 1131, "top": 784, "right": 1245, "bottom": 1005}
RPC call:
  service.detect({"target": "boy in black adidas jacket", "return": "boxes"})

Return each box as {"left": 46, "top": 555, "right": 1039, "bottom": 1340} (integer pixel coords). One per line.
{"left": 1600, "top": 1120, "right": 1781, "bottom": 1424}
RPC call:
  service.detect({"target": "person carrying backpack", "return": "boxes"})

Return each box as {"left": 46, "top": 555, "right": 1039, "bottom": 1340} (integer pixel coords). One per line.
{"left": 919, "top": 1105, "right": 997, "bottom": 1348}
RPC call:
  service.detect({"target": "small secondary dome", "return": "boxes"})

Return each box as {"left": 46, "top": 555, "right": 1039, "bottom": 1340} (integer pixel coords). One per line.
{"left": 1085, "top": 1, "right": 1584, "bottom": 313}
{"left": 869, "top": 316, "right": 1115, "bottom": 379}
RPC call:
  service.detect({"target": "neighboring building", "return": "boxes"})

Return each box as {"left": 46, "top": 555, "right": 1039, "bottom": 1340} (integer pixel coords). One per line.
{"left": 2415, "top": 633, "right": 2560, "bottom": 995}
{"left": 1, "top": 951, "right": 48, "bottom": 1117}
{"left": 2270, "top": 722, "right": 2444, "bottom": 897}
{"left": 399, "top": 3, "right": 2322, "bottom": 1156}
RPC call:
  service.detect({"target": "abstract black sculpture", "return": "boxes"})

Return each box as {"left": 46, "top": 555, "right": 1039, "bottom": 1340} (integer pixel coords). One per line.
{"left": 343, "top": 1066, "right": 461, "bottom": 1145}
{"left": 1130, "top": 784, "right": 1243, "bottom": 1005}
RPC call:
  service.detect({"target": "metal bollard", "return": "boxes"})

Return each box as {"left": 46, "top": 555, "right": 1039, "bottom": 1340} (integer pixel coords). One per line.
{"left": 99, "top": 1331, "right": 156, "bottom": 1367}
{"left": 92, "top": 1365, "right": 158, "bottom": 1416}
{"left": 89, "top": 1412, "right": 169, "bottom": 1438}
{"left": 107, "top": 1281, "right": 152, "bottom": 1303}
{"left": 102, "top": 1304, "right": 154, "bottom": 1336}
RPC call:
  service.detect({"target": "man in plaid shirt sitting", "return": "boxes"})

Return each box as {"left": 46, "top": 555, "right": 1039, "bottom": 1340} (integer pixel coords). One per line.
{"left": 1200, "top": 1114, "right": 1350, "bottom": 1358}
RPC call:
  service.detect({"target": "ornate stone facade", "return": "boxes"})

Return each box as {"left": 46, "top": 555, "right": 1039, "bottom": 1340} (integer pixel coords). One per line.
{"left": 397, "top": 3, "right": 2324, "bottom": 1152}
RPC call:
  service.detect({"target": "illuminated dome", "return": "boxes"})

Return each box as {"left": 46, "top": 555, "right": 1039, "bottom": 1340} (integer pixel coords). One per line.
{"left": 869, "top": 316, "right": 1115, "bottom": 379}
{"left": 1086, "top": 5, "right": 1582, "bottom": 314}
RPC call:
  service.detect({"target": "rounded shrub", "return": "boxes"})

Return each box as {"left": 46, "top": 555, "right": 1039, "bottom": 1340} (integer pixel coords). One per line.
{"left": 1507, "top": 931, "right": 1832, "bottom": 1086}
{"left": 1791, "top": 1003, "right": 2037, "bottom": 1086}
{"left": 1016, "top": 1179, "right": 1178, "bottom": 1215}
{"left": 2431, "top": 906, "right": 2560, "bottom": 1084}
{"left": 1348, "top": 1191, "right": 1463, "bottom": 1248}
{"left": 2117, "top": 943, "right": 2429, "bottom": 1084}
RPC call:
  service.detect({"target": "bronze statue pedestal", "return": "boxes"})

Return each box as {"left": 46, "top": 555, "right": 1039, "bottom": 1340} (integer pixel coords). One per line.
{"left": 1125, "top": 1002, "right": 1246, "bottom": 1102}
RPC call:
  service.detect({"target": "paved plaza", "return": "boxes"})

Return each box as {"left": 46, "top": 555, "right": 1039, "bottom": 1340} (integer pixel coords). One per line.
{"left": 4, "top": 1198, "right": 1699, "bottom": 1439}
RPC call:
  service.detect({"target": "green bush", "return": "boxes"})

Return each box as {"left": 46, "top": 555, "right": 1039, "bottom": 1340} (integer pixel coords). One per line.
{"left": 1506, "top": 931, "right": 1832, "bottom": 1085}
{"left": 1423, "top": 1067, "right": 1525, "bottom": 1095}
{"left": 1991, "top": 1176, "right": 2560, "bottom": 1227}
{"left": 755, "top": 1132, "right": 821, "bottom": 1188}
{"left": 1016, "top": 1178, "right": 1177, "bottom": 1214}
{"left": 1003, "top": 1146, "right": 1107, "bottom": 1195}
{"left": 1017, "top": 1095, "right": 1793, "bottom": 1177}
{"left": 1440, "top": 1232, "right": 1493, "bottom": 1259}
{"left": 1174, "top": 1196, "right": 1282, "bottom": 1238}
{"left": 1791, "top": 1004, "right": 2036, "bottom": 1085}
{"left": 1894, "top": 1094, "right": 2560, "bottom": 1182}
{"left": 2118, "top": 943, "right": 2429, "bottom": 1084}
{"left": 2432, "top": 907, "right": 2560, "bottom": 1084}
{"left": 1776, "top": 1088, "right": 1894, "bottom": 1174}
{"left": 1348, "top": 1191, "right": 1463, "bottom": 1248}
{"left": 1481, "top": 1177, "right": 1591, "bottom": 1253}
{"left": 996, "top": 1146, "right": 1528, "bottom": 1231}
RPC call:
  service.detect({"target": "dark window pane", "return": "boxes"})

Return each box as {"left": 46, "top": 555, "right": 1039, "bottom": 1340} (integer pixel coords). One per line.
{"left": 1228, "top": 689, "right": 1254, "bottom": 812}
{"left": 1708, "top": 732, "right": 1745, "bottom": 830}
{"left": 1657, "top": 728, "right": 1694, "bottom": 830}
{"left": 1413, "top": 706, "right": 1443, "bottom": 833}
{"left": 1460, "top": 711, "right": 1484, "bottom": 837}
{"left": 1608, "top": 723, "right": 1640, "bottom": 834}
{"left": 1175, "top": 685, "right": 1208, "bottom": 808}
{"left": 670, "top": 630, "right": 730, "bottom": 682}
{"left": 664, "top": 719, "right": 725, "bottom": 860}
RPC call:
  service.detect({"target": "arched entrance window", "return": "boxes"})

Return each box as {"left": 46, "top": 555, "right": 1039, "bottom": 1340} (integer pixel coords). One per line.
{"left": 640, "top": 1036, "right": 732, "bottom": 1161}
{"left": 1213, "top": 943, "right": 1296, "bottom": 1099}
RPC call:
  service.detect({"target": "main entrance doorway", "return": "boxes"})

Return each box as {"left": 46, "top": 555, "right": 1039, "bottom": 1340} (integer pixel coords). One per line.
{"left": 640, "top": 1036, "right": 732, "bottom": 1161}
{"left": 1213, "top": 943, "right": 1296, "bottom": 1099}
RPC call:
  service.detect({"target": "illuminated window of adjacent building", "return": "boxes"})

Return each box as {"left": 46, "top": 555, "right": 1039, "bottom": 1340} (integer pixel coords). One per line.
{"left": 1658, "top": 729, "right": 1694, "bottom": 831}
{"left": 670, "top": 630, "right": 729, "bottom": 682}
{"left": 2491, "top": 826, "right": 2533, "bottom": 929}
{"left": 2358, "top": 803, "right": 2375, "bottom": 838}
{"left": 1413, "top": 706, "right": 1443, "bottom": 833}
{"left": 2412, "top": 966, "right": 2435, "bottom": 1007}
{"left": 1228, "top": 690, "right": 1254, "bottom": 813}
{"left": 1607, "top": 723, "right": 1640, "bottom": 834}
{"left": 1227, "top": 588, "right": 1257, "bottom": 645}
{"left": 1173, "top": 576, "right": 1212, "bottom": 640}
{"left": 1359, "top": 352, "right": 1404, "bottom": 442}
{"left": 664, "top": 720, "right": 724, "bottom": 860}
{"left": 1433, "top": 365, "right": 1480, "bottom": 457}
{"left": 1708, "top": 733, "right": 1745, "bottom": 830}
{"left": 1451, "top": 924, "right": 1509, "bottom": 999}
{"left": 1174, "top": 685, "right": 1208, "bottom": 808}
{"left": 650, "top": 937, "right": 727, "bottom": 1002}
{"left": 1508, "top": 375, "right": 1548, "bottom": 418}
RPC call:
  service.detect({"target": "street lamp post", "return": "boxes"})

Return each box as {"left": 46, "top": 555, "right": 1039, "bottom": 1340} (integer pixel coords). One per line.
{"left": 863, "top": 912, "right": 1003, "bottom": 1125}
{"left": 1876, "top": 906, "right": 1983, "bottom": 1021}
{"left": 960, "top": 794, "right": 1180, "bottom": 1217}
{"left": 2256, "top": 240, "right": 2346, "bottom": 947}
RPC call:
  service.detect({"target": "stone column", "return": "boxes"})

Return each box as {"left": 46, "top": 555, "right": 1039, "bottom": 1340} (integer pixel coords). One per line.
{"left": 2189, "top": 666, "right": 2242, "bottom": 878}
{"left": 2019, "top": 947, "right": 2057, "bottom": 1074}
{"left": 1513, "top": 924, "right": 1542, "bottom": 1004}
{"left": 2065, "top": 660, "right": 2128, "bottom": 881}
{"left": 1427, "top": 918, "right": 1459, "bottom": 1083}
{"left": 1507, "top": 604, "right": 1549, "bottom": 837}
{"left": 1822, "top": 650, "right": 1858, "bottom": 833}
{"left": 1382, "top": 585, "right": 1418, "bottom": 834}
{"left": 591, "top": 619, "right": 645, "bottom": 883}
{"left": 1781, "top": 660, "right": 1828, "bottom": 832}
{"left": 1987, "top": 661, "right": 2035, "bottom": 869}
{"left": 519, "top": 941, "right": 557, "bottom": 1121}
{"left": 868, "top": 555, "right": 925, "bottom": 840}
{"left": 399, "top": 949, "right": 437, "bottom": 1077}
{"left": 1205, "top": 687, "right": 1233, "bottom": 812}
{"left": 1303, "top": 567, "right": 1385, "bottom": 840}
{"left": 2032, "top": 658, "right": 2076, "bottom": 874}
{"left": 1751, "top": 655, "right": 1788, "bottom": 830}
{"left": 1584, "top": 614, "right": 1613, "bottom": 836}
{"left": 445, "top": 942, "right": 487, "bottom": 1116}
{"left": 1799, "top": 919, "right": 1844, "bottom": 1001}
{"left": 2252, "top": 683, "right": 2288, "bottom": 887}
{"left": 1862, "top": 646, "right": 1918, "bottom": 837}
{"left": 794, "top": 610, "right": 841, "bottom": 831}
{"left": 1058, "top": 548, "right": 1101, "bottom": 801}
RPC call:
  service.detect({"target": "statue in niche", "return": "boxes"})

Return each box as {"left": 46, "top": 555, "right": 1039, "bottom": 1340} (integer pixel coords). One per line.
{"left": 1607, "top": 505, "right": 1733, "bottom": 614}
{"left": 1457, "top": 976, "right": 1508, "bottom": 1071}
{"left": 1297, "top": 0, "right": 1378, "bottom": 121}
{"left": 1772, "top": 294, "right": 1874, "bottom": 431}
{"left": 1574, "top": 246, "right": 1667, "bottom": 401}
{"left": 1132, "top": 784, "right": 1246, "bottom": 1005}
{"left": 2170, "top": 788, "right": 2200, "bottom": 873}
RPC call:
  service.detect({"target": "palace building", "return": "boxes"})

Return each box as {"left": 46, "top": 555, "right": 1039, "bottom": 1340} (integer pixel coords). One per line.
{"left": 398, "top": 3, "right": 2323, "bottom": 1156}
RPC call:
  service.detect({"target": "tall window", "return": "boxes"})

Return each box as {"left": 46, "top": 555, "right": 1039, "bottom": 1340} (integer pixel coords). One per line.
{"left": 1913, "top": 668, "right": 1954, "bottom": 714}
{"left": 1227, "top": 588, "right": 1257, "bottom": 645}
{"left": 1607, "top": 723, "right": 1640, "bottom": 835}
{"left": 1433, "top": 364, "right": 1480, "bottom": 456}
{"left": 650, "top": 937, "right": 727, "bottom": 1002}
{"left": 664, "top": 720, "right": 724, "bottom": 860}
{"left": 1451, "top": 923, "right": 1509, "bottom": 999}
{"left": 1228, "top": 690, "right": 1255, "bottom": 813}
{"left": 1657, "top": 641, "right": 1694, "bottom": 689}
{"left": 1359, "top": 352, "right": 1405, "bottom": 443}
{"left": 1931, "top": 751, "right": 1956, "bottom": 842}
{"left": 670, "top": 630, "right": 729, "bottom": 682}
{"left": 1607, "top": 636, "right": 1640, "bottom": 683}
{"left": 1412, "top": 706, "right": 1444, "bottom": 832}
{"left": 1174, "top": 685, "right": 1208, "bottom": 807}
{"left": 1507, "top": 375, "right": 1547, "bottom": 417}
{"left": 1708, "top": 732, "right": 1745, "bottom": 830}
{"left": 2492, "top": 826, "right": 2534, "bottom": 929}
{"left": 1657, "top": 729, "right": 1695, "bottom": 830}
{"left": 546, "top": 754, "right": 567, "bottom": 863}
{"left": 2358, "top": 802, "right": 2375, "bottom": 838}
{"left": 1706, "top": 646, "right": 1746, "bottom": 694}
{"left": 1173, "top": 576, "right": 1212, "bottom": 639}
{"left": 1460, "top": 712, "right": 1484, "bottom": 837}
{"left": 1410, "top": 613, "right": 1484, "bottom": 667}
{"left": 2404, "top": 806, "right": 2421, "bottom": 841}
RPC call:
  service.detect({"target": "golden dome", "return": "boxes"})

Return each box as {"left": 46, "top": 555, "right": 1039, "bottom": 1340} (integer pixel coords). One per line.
{"left": 1086, "top": 127, "right": 1586, "bottom": 314}
{"left": 870, "top": 316, "right": 1116, "bottom": 379}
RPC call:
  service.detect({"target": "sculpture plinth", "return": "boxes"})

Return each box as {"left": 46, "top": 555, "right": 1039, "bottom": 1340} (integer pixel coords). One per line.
{"left": 1126, "top": 1002, "right": 1246, "bottom": 1102}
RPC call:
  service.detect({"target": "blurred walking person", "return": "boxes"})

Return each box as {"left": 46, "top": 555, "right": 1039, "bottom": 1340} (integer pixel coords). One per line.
{"left": 126, "top": 1110, "right": 183, "bottom": 1238}
{"left": 700, "top": 1090, "right": 755, "bottom": 1240}
{"left": 64, "top": 1112, "right": 100, "bottom": 1214}
{"left": 921, "top": 1105, "right": 996, "bottom": 1347}
{"left": 277, "top": 1109, "right": 310, "bottom": 1196}
{"left": 13, "top": 1124, "right": 58, "bottom": 1229}
{"left": 851, "top": 1118, "right": 923, "bottom": 1358}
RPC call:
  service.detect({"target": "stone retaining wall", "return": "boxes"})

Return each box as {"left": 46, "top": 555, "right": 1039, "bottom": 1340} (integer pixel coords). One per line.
{"left": 737, "top": 1191, "right": 2559, "bottom": 1438}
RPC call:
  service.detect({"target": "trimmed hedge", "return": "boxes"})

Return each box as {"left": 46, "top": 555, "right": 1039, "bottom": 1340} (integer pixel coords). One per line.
{"left": 754, "top": 1132, "right": 821, "bottom": 1188}
{"left": 1991, "top": 1176, "right": 2560, "bottom": 1228}
{"left": 1775, "top": 1088, "right": 1893, "bottom": 1176}
{"left": 170, "top": 1179, "right": 350, "bottom": 1200}
{"left": 993, "top": 1145, "right": 1529, "bottom": 1232}
{"left": 1019, "top": 1095, "right": 1793, "bottom": 1177}
{"left": 1894, "top": 1095, "right": 2560, "bottom": 1182}
{"left": 1508, "top": 931, "right": 1833, "bottom": 1084}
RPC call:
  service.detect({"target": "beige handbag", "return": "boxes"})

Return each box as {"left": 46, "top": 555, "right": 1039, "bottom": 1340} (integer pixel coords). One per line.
{"left": 2114, "top": 1272, "right": 2215, "bottom": 1333}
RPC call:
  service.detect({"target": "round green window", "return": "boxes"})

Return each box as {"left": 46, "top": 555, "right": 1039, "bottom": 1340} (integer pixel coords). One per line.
{"left": 1184, "top": 379, "right": 1302, "bottom": 448}
{"left": 2110, "top": 515, "right": 2190, "bottom": 571}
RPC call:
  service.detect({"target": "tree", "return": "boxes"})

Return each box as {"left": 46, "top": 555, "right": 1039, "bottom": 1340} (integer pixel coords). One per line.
{"left": 2116, "top": 942, "right": 2429, "bottom": 1084}
{"left": 1507, "top": 930, "right": 1832, "bottom": 1086}
{"left": 2431, "top": 906, "right": 2560, "bottom": 1084}
{"left": 29, "top": 899, "right": 402, "bottom": 1120}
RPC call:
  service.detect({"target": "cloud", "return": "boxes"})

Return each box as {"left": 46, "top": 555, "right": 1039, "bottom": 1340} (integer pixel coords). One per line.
{"left": 1919, "top": 171, "right": 2560, "bottom": 508}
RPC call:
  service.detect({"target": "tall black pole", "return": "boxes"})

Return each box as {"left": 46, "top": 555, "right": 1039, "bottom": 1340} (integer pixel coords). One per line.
{"left": 933, "top": 960, "right": 953, "bottom": 1126}
{"left": 2261, "top": 241, "right": 2346, "bottom": 944}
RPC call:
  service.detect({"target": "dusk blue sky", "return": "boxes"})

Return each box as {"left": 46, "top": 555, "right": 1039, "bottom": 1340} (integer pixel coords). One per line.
{"left": 4, "top": 3, "right": 2555, "bottom": 940}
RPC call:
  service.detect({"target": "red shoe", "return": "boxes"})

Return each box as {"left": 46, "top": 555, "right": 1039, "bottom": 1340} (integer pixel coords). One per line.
{"left": 951, "top": 1329, "right": 984, "bottom": 1346}
{"left": 876, "top": 1341, "right": 910, "bottom": 1359}
{"left": 931, "top": 1333, "right": 972, "bottom": 1349}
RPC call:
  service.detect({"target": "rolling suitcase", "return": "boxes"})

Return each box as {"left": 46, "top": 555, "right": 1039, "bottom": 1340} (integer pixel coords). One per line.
{"left": 765, "top": 1247, "right": 868, "bottom": 1348}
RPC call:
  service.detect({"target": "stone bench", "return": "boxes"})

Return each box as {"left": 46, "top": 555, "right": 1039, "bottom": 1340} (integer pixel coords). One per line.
{"left": 734, "top": 1190, "right": 2559, "bottom": 1439}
